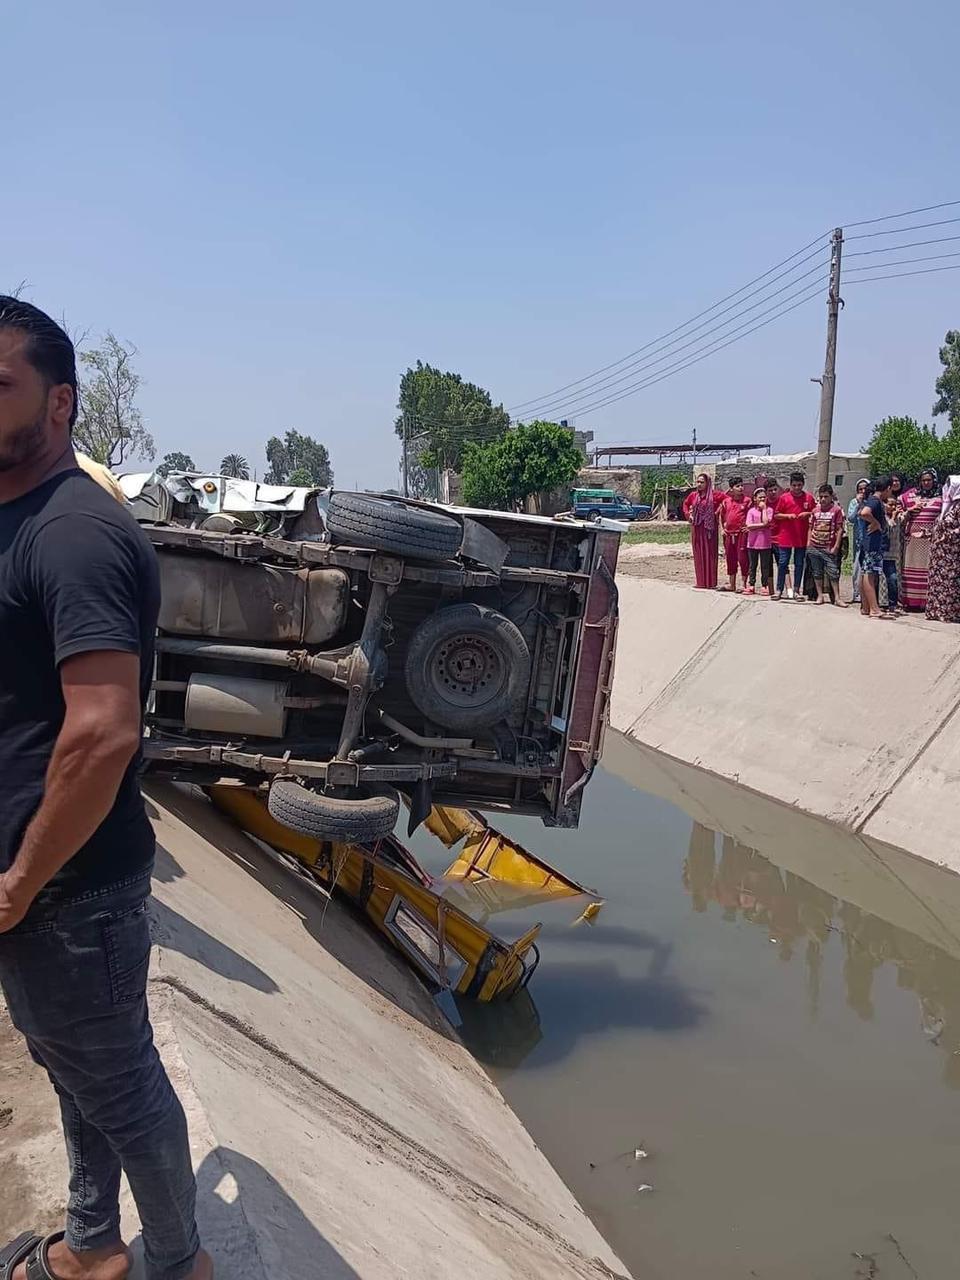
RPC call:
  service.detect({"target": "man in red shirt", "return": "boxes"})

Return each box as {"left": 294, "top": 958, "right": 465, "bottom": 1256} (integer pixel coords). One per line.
{"left": 720, "top": 475, "right": 750, "bottom": 592}
{"left": 773, "top": 470, "right": 815, "bottom": 600}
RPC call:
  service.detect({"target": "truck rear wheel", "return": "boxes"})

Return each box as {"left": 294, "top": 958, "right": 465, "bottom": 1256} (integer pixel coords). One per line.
{"left": 403, "top": 603, "right": 531, "bottom": 732}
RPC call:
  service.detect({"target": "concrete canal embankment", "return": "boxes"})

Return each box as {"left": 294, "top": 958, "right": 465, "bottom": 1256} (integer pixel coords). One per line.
{"left": 612, "top": 576, "right": 960, "bottom": 877}
{"left": 3, "top": 784, "right": 630, "bottom": 1280}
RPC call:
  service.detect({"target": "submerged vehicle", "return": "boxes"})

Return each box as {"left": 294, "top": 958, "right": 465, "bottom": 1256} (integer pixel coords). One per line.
{"left": 127, "top": 476, "right": 620, "bottom": 842}
{"left": 209, "top": 788, "right": 602, "bottom": 1001}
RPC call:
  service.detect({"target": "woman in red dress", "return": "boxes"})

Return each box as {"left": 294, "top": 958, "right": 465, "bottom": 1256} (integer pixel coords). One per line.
{"left": 683, "top": 472, "right": 723, "bottom": 589}
{"left": 901, "top": 468, "right": 942, "bottom": 610}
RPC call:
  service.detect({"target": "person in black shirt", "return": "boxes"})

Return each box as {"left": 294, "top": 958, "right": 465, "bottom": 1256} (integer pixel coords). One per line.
{"left": 0, "top": 299, "right": 211, "bottom": 1280}
{"left": 858, "top": 475, "right": 894, "bottom": 620}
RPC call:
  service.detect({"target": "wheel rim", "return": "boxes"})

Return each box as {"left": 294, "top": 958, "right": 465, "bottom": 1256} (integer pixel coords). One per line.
{"left": 430, "top": 631, "right": 507, "bottom": 711}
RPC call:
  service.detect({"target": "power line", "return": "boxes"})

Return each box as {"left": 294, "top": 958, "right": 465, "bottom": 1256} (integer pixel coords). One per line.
{"left": 505, "top": 199, "right": 960, "bottom": 425}
{"left": 842, "top": 263, "right": 960, "bottom": 284}
{"left": 413, "top": 279, "right": 825, "bottom": 432}
{"left": 844, "top": 233, "right": 960, "bottom": 258}
{"left": 507, "top": 230, "right": 831, "bottom": 412}
{"left": 843, "top": 250, "right": 960, "bottom": 273}
{"left": 547, "top": 282, "right": 827, "bottom": 419}
{"left": 514, "top": 264, "right": 832, "bottom": 420}
{"left": 512, "top": 254, "right": 832, "bottom": 419}
{"left": 846, "top": 216, "right": 960, "bottom": 241}
{"left": 564, "top": 288, "right": 825, "bottom": 420}
{"left": 845, "top": 199, "right": 960, "bottom": 228}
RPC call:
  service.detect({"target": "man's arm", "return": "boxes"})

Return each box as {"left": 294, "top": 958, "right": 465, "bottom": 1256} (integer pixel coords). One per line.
{"left": 859, "top": 502, "right": 880, "bottom": 533}
{"left": 0, "top": 651, "right": 142, "bottom": 931}
{"left": 830, "top": 511, "right": 843, "bottom": 554}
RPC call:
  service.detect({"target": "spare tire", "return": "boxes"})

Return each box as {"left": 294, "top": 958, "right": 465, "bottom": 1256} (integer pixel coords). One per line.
{"left": 268, "top": 779, "right": 400, "bottom": 842}
{"left": 326, "top": 492, "right": 461, "bottom": 562}
{"left": 403, "top": 603, "right": 531, "bottom": 732}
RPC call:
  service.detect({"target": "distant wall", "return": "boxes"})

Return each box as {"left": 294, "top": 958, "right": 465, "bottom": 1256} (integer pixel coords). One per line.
{"left": 575, "top": 467, "right": 647, "bottom": 501}
{"left": 712, "top": 452, "right": 868, "bottom": 494}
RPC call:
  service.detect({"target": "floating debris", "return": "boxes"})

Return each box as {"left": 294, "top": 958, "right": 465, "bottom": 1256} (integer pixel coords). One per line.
{"left": 637, "top": 1184, "right": 654, "bottom": 1194}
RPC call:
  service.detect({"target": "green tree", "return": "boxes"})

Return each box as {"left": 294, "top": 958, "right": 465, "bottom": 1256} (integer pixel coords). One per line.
{"left": 265, "top": 430, "right": 333, "bottom": 486}
{"left": 220, "top": 453, "right": 250, "bottom": 479}
{"left": 461, "top": 421, "right": 583, "bottom": 510}
{"left": 933, "top": 330, "right": 960, "bottom": 430}
{"left": 395, "top": 361, "right": 509, "bottom": 472}
{"left": 864, "top": 415, "right": 946, "bottom": 480}
{"left": 156, "top": 451, "right": 197, "bottom": 477}
{"left": 74, "top": 333, "right": 155, "bottom": 468}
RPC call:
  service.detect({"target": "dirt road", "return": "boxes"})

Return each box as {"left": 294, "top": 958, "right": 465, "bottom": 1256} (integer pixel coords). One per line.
{"left": 618, "top": 539, "right": 856, "bottom": 598}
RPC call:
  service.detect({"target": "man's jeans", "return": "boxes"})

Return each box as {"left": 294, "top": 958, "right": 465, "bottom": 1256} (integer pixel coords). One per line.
{"left": 776, "top": 544, "right": 806, "bottom": 594}
{"left": 0, "top": 874, "right": 199, "bottom": 1280}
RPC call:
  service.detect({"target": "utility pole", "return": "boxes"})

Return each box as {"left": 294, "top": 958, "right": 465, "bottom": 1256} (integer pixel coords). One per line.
{"left": 401, "top": 411, "right": 409, "bottom": 497}
{"left": 691, "top": 426, "right": 698, "bottom": 477}
{"left": 815, "top": 227, "right": 843, "bottom": 489}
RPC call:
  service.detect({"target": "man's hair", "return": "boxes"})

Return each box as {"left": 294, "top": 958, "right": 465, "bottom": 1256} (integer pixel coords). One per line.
{"left": 873, "top": 474, "right": 892, "bottom": 493}
{"left": 764, "top": 478, "right": 779, "bottom": 490}
{"left": 0, "top": 296, "right": 78, "bottom": 427}
{"left": 728, "top": 475, "right": 742, "bottom": 487}
{"left": 789, "top": 470, "right": 805, "bottom": 484}
{"left": 818, "top": 484, "right": 834, "bottom": 497}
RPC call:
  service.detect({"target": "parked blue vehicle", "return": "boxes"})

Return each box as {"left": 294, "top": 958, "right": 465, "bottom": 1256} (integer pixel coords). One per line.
{"left": 571, "top": 487, "right": 652, "bottom": 522}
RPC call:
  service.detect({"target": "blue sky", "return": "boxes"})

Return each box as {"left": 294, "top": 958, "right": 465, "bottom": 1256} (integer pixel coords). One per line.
{"left": 5, "top": 1, "right": 957, "bottom": 487}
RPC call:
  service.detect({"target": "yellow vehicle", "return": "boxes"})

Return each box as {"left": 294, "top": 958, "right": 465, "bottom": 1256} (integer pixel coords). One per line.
{"left": 209, "top": 787, "right": 601, "bottom": 1002}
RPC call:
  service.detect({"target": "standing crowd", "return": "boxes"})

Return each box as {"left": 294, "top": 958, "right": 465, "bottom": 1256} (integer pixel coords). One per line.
{"left": 683, "top": 467, "right": 960, "bottom": 622}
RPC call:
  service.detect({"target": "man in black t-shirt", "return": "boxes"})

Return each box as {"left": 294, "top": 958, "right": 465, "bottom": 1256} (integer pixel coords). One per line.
{"left": 0, "top": 299, "right": 210, "bottom": 1280}
{"left": 858, "top": 475, "right": 892, "bottom": 620}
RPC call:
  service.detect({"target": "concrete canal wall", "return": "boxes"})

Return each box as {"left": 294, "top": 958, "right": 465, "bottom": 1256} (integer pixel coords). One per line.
{"left": 6, "top": 784, "right": 629, "bottom": 1280}
{"left": 611, "top": 576, "right": 960, "bottom": 877}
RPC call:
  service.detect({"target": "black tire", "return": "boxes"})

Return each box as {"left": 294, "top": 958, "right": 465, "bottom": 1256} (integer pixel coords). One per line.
{"left": 403, "top": 603, "right": 531, "bottom": 732}
{"left": 268, "top": 779, "right": 400, "bottom": 841}
{"left": 326, "top": 492, "right": 461, "bottom": 562}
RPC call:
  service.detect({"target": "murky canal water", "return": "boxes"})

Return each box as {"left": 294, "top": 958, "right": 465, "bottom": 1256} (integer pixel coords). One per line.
{"left": 411, "top": 731, "right": 960, "bottom": 1279}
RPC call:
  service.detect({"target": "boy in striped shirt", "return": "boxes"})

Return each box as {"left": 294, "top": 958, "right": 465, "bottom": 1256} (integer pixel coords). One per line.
{"left": 807, "top": 484, "right": 847, "bottom": 606}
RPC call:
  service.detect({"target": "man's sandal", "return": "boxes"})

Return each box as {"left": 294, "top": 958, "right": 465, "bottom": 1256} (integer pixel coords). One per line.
{"left": 1, "top": 1232, "right": 65, "bottom": 1280}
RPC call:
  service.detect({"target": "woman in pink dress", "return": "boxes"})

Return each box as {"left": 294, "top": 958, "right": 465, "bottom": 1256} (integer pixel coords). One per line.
{"left": 682, "top": 472, "right": 723, "bottom": 589}
{"left": 901, "top": 468, "right": 942, "bottom": 610}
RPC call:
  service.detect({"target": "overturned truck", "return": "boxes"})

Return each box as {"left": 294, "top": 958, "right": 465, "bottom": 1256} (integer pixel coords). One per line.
{"left": 131, "top": 479, "right": 620, "bottom": 843}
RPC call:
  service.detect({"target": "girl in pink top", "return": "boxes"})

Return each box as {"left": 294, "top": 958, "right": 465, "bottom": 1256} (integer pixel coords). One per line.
{"left": 744, "top": 487, "right": 773, "bottom": 595}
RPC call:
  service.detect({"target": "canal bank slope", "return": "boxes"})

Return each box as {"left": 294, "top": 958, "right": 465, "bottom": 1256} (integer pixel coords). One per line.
{"left": 612, "top": 576, "right": 960, "bottom": 876}
{"left": 3, "top": 785, "right": 629, "bottom": 1280}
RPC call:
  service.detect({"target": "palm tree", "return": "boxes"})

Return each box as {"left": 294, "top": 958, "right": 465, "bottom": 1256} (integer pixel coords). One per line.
{"left": 220, "top": 453, "right": 250, "bottom": 479}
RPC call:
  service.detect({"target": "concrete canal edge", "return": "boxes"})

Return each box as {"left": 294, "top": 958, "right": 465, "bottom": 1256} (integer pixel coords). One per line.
{"left": 3, "top": 784, "right": 631, "bottom": 1280}
{"left": 612, "top": 575, "right": 960, "bottom": 878}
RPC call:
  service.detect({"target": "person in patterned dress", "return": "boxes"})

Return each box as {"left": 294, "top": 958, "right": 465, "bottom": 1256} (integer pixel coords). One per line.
{"left": 926, "top": 476, "right": 960, "bottom": 624}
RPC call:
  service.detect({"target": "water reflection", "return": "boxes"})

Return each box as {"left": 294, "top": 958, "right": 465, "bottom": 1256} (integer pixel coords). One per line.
{"left": 683, "top": 822, "right": 960, "bottom": 1087}
{"left": 456, "top": 955, "right": 707, "bottom": 1071}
